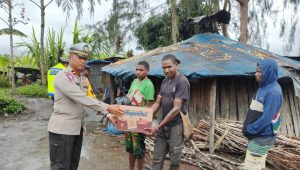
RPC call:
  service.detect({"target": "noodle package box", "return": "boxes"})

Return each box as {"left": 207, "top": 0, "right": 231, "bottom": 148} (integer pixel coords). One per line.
{"left": 116, "top": 105, "right": 153, "bottom": 135}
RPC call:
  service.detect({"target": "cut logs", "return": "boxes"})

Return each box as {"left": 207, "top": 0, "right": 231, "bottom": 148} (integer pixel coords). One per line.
{"left": 145, "top": 119, "right": 300, "bottom": 170}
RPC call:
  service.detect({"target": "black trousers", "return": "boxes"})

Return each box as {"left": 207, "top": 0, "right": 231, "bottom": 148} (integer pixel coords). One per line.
{"left": 49, "top": 129, "right": 83, "bottom": 170}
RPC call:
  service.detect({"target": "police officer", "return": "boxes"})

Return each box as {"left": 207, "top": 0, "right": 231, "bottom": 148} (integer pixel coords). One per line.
{"left": 47, "top": 43, "right": 123, "bottom": 170}
{"left": 47, "top": 57, "right": 69, "bottom": 100}
{"left": 82, "top": 64, "right": 96, "bottom": 98}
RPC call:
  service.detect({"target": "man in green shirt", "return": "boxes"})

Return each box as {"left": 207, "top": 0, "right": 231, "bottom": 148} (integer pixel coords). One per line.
{"left": 126, "top": 61, "right": 155, "bottom": 170}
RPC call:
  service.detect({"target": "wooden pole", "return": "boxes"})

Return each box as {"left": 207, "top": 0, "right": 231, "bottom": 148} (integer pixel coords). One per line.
{"left": 209, "top": 79, "right": 217, "bottom": 154}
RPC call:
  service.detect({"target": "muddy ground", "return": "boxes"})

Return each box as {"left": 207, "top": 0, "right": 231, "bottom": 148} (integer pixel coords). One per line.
{"left": 0, "top": 97, "right": 197, "bottom": 170}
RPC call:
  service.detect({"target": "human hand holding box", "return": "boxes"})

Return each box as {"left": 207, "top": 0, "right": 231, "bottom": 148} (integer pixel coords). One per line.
{"left": 115, "top": 105, "right": 153, "bottom": 135}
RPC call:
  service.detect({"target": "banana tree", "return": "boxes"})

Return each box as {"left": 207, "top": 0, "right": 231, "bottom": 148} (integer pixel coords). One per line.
{"left": 0, "top": 28, "right": 27, "bottom": 74}
{"left": 17, "top": 27, "right": 66, "bottom": 71}
{"left": 0, "top": 55, "right": 10, "bottom": 74}
{"left": 0, "top": 0, "right": 29, "bottom": 94}
{"left": 16, "top": 27, "right": 41, "bottom": 70}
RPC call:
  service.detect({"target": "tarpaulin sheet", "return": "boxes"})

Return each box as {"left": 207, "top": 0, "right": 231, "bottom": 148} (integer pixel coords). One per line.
{"left": 103, "top": 33, "right": 300, "bottom": 80}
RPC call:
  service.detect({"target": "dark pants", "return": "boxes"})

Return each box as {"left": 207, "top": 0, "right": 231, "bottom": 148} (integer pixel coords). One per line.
{"left": 49, "top": 129, "right": 83, "bottom": 170}
{"left": 152, "top": 123, "right": 184, "bottom": 170}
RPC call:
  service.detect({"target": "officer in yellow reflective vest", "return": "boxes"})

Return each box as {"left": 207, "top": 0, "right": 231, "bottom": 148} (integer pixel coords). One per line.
{"left": 47, "top": 58, "right": 69, "bottom": 100}
{"left": 82, "top": 65, "right": 96, "bottom": 98}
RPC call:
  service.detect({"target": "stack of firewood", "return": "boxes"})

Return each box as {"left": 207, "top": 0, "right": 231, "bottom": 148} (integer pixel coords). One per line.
{"left": 145, "top": 119, "right": 300, "bottom": 170}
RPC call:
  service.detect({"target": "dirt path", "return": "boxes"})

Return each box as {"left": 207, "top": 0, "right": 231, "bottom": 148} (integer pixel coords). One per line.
{"left": 0, "top": 97, "right": 197, "bottom": 170}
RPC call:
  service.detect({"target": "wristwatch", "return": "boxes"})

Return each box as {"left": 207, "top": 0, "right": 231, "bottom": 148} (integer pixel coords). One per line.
{"left": 104, "top": 113, "right": 111, "bottom": 118}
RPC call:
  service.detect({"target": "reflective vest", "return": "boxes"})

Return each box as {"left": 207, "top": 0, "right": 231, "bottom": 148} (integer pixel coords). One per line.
{"left": 87, "top": 80, "right": 96, "bottom": 98}
{"left": 47, "top": 63, "right": 66, "bottom": 98}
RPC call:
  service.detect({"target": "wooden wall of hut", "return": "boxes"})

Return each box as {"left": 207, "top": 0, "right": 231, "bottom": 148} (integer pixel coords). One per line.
{"left": 90, "top": 63, "right": 104, "bottom": 94}
{"left": 148, "top": 76, "right": 300, "bottom": 137}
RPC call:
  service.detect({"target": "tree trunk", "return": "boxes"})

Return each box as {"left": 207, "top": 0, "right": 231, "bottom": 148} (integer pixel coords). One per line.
{"left": 170, "top": 0, "right": 178, "bottom": 44}
{"left": 212, "top": 0, "right": 219, "bottom": 32}
{"left": 209, "top": 79, "right": 217, "bottom": 154}
{"left": 8, "top": 0, "right": 16, "bottom": 95}
{"left": 40, "top": 0, "right": 46, "bottom": 85}
{"left": 222, "top": 0, "right": 229, "bottom": 37}
{"left": 238, "top": 0, "right": 248, "bottom": 43}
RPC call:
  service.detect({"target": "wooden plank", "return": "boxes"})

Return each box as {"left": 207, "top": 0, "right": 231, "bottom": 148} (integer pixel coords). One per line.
{"left": 190, "top": 82, "right": 197, "bottom": 124}
{"left": 287, "top": 83, "right": 299, "bottom": 137}
{"left": 247, "top": 77, "right": 256, "bottom": 106}
{"left": 220, "top": 78, "right": 230, "bottom": 119}
{"left": 294, "top": 96, "right": 300, "bottom": 137}
{"left": 288, "top": 82, "right": 300, "bottom": 137}
{"left": 283, "top": 84, "right": 294, "bottom": 136}
{"left": 209, "top": 79, "right": 217, "bottom": 154}
{"left": 196, "top": 82, "right": 201, "bottom": 121}
{"left": 215, "top": 80, "right": 220, "bottom": 120}
{"left": 237, "top": 78, "right": 249, "bottom": 121}
{"left": 229, "top": 78, "right": 237, "bottom": 120}
{"left": 200, "top": 80, "right": 206, "bottom": 120}
{"left": 109, "top": 74, "right": 115, "bottom": 104}
{"left": 280, "top": 85, "right": 289, "bottom": 136}
{"left": 204, "top": 80, "right": 210, "bottom": 119}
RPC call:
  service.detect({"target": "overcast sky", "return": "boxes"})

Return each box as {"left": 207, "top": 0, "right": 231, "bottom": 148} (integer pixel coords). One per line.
{"left": 0, "top": 0, "right": 299, "bottom": 56}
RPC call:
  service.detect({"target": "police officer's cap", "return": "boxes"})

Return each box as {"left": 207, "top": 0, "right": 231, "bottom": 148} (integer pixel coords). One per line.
{"left": 59, "top": 57, "right": 69, "bottom": 63}
{"left": 69, "top": 43, "right": 90, "bottom": 59}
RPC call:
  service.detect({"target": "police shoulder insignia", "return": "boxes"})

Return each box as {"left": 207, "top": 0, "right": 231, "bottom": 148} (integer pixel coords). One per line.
{"left": 65, "top": 73, "right": 74, "bottom": 81}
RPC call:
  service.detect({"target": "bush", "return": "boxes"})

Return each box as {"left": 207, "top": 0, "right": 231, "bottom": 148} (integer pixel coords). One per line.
{"left": 16, "top": 83, "right": 48, "bottom": 98}
{"left": 0, "top": 76, "right": 11, "bottom": 88}
{"left": 0, "top": 87, "right": 10, "bottom": 96}
{"left": 0, "top": 95, "right": 26, "bottom": 115}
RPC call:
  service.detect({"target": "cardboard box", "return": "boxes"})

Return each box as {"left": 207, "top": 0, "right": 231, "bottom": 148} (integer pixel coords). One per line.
{"left": 116, "top": 105, "right": 153, "bottom": 135}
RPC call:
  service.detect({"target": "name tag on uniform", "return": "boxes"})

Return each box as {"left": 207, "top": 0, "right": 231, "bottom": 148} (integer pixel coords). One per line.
{"left": 50, "top": 68, "right": 62, "bottom": 75}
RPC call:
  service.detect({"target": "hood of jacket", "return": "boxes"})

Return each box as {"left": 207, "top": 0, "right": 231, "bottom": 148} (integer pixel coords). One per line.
{"left": 258, "top": 58, "right": 279, "bottom": 87}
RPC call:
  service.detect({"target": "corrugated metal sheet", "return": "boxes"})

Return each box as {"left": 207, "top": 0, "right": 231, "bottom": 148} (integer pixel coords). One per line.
{"left": 87, "top": 57, "right": 125, "bottom": 66}
{"left": 102, "top": 33, "right": 300, "bottom": 80}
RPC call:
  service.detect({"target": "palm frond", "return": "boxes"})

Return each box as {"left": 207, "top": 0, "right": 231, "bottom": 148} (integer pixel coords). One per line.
{"left": 0, "top": 28, "right": 27, "bottom": 37}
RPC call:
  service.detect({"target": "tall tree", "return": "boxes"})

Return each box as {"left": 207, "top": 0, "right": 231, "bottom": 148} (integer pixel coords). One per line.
{"left": 221, "top": 0, "right": 230, "bottom": 37}
{"left": 28, "top": 0, "right": 54, "bottom": 86}
{"left": 227, "top": 0, "right": 300, "bottom": 53}
{"left": 236, "top": 0, "right": 248, "bottom": 43}
{"left": 0, "top": 0, "right": 28, "bottom": 94}
{"left": 85, "top": 0, "right": 146, "bottom": 56}
{"left": 170, "top": 0, "right": 179, "bottom": 43}
{"left": 135, "top": 0, "right": 213, "bottom": 50}
{"left": 28, "top": 0, "right": 101, "bottom": 86}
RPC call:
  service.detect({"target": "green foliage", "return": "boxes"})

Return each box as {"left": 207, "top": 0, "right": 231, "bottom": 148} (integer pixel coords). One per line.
{"left": 74, "top": 21, "right": 126, "bottom": 59}
{"left": 46, "top": 28, "right": 65, "bottom": 68}
{"left": 0, "top": 94, "right": 26, "bottom": 115}
{"left": 135, "top": 0, "right": 213, "bottom": 50}
{"left": 0, "top": 88, "right": 11, "bottom": 96}
{"left": 0, "top": 75, "right": 11, "bottom": 88}
{"left": 73, "top": 18, "right": 82, "bottom": 44}
{"left": 0, "top": 28, "right": 27, "bottom": 37}
{"left": 135, "top": 13, "right": 172, "bottom": 50}
{"left": 0, "top": 55, "right": 10, "bottom": 73}
{"left": 83, "top": 0, "right": 146, "bottom": 58}
{"left": 16, "top": 27, "right": 41, "bottom": 70}
{"left": 16, "top": 83, "right": 48, "bottom": 98}
{"left": 17, "top": 27, "right": 66, "bottom": 70}
{"left": 15, "top": 55, "right": 38, "bottom": 69}
{"left": 55, "top": 0, "right": 101, "bottom": 19}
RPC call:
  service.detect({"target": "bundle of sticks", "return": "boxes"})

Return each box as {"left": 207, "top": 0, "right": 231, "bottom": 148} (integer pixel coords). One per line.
{"left": 145, "top": 119, "right": 300, "bottom": 170}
